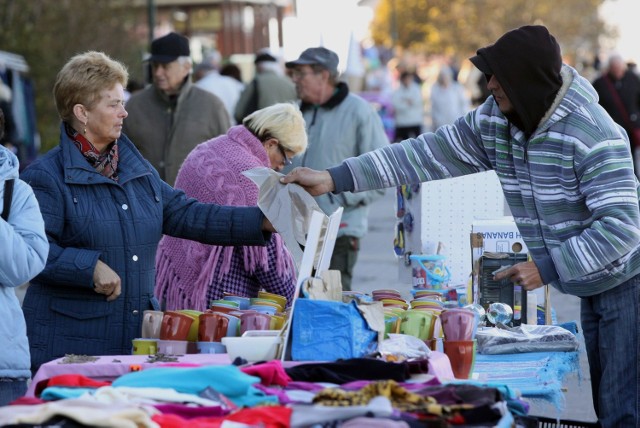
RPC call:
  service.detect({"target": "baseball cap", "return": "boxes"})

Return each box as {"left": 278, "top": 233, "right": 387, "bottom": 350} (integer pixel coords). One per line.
{"left": 285, "top": 47, "right": 339, "bottom": 74}
{"left": 148, "top": 32, "right": 190, "bottom": 63}
{"left": 254, "top": 52, "right": 277, "bottom": 64}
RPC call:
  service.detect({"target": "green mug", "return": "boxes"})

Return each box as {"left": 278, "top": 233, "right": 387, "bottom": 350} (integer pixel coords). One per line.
{"left": 400, "top": 309, "right": 436, "bottom": 341}
{"left": 132, "top": 338, "right": 158, "bottom": 355}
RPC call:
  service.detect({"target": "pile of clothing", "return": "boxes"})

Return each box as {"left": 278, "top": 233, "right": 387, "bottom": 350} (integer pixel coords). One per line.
{"left": 0, "top": 358, "right": 524, "bottom": 427}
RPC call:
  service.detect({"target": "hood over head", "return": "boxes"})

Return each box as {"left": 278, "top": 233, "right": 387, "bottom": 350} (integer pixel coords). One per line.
{"left": 0, "top": 145, "right": 19, "bottom": 181}
{"left": 470, "top": 25, "right": 563, "bottom": 137}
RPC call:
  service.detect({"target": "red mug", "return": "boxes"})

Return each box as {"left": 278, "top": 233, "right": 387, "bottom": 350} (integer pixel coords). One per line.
{"left": 240, "top": 312, "right": 271, "bottom": 335}
{"left": 198, "top": 312, "right": 229, "bottom": 342}
{"left": 443, "top": 339, "right": 477, "bottom": 379}
{"left": 160, "top": 311, "right": 194, "bottom": 341}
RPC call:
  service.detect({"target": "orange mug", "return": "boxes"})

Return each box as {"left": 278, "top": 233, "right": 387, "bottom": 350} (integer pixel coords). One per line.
{"left": 160, "top": 311, "right": 194, "bottom": 341}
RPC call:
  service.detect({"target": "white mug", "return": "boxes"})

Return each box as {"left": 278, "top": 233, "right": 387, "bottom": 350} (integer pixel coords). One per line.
{"left": 142, "top": 310, "right": 164, "bottom": 339}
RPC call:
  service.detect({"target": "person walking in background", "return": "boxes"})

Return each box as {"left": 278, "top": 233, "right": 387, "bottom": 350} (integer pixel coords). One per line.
{"left": 284, "top": 47, "right": 388, "bottom": 291}
{"left": 283, "top": 26, "right": 638, "bottom": 428}
{"left": 391, "top": 71, "right": 424, "bottom": 141}
{"left": 156, "top": 103, "right": 307, "bottom": 311}
{"left": 0, "top": 109, "right": 48, "bottom": 405}
{"left": 195, "top": 50, "right": 245, "bottom": 124}
{"left": 430, "top": 65, "right": 471, "bottom": 131}
{"left": 220, "top": 63, "right": 244, "bottom": 84}
{"left": 234, "top": 51, "right": 297, "bottom": 124}
{"left": 20, "top": 51, "right": 275, "bottom": 372}
{"left": 123, "top": 32, "right": 230, "bottom": 185}
{"left": 592, "top": 53, "right": 640, "bottom": 177}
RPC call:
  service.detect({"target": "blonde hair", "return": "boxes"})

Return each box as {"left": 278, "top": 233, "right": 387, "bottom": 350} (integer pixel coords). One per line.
{"left": 54, "top": 51, "right": 128, "bottom": 122}
{"left": 243, "top": 103, "right": 308, "bottom": 154}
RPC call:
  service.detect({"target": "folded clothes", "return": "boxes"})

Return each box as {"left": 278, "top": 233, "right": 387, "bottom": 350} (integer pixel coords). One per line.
{"left": 476, "top": 324, "right": 579, "bottom": 355}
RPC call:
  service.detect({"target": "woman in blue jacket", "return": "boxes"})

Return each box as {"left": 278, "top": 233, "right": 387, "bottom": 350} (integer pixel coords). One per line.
{"left": 0, "top": 109, "right": 48, "bottom": 404}
{"left": 20, "top": 51, "right": 273, "bottom": 372}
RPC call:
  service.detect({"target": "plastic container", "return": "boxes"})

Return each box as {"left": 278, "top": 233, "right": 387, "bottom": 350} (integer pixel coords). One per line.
{"left": 221, "top": 332, "right": 282, "bottom": 362}
{"left": 409, "top": 254, "right": 451, "bottom": 289}
{"left": 196, "top": 341, "right": 226, "bottom": 354}
{"left": 157, "top": 339, "right": 189, "bottom": 355}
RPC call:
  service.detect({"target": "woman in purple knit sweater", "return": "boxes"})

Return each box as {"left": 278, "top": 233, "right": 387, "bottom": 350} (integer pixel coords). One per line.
{"left": 155, "top": 103, "right": 307, "bottom": 311}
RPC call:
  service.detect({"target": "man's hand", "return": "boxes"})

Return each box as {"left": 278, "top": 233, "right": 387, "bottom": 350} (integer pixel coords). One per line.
{"left": 493, "top": 260, "right": 544, "bottom": 291}
{"left": 280, "top": 167, "right": 335, "bottom": 196}
{"left": 93, "top": 259, "right": 122, "bottom": 301}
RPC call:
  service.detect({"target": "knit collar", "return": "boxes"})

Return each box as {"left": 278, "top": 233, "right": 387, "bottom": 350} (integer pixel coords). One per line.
{"left": 226, "top": 125, "right": 270, "bottom": 167}
{"left": 300, "top": 81, "right": 349, "bottom": 112}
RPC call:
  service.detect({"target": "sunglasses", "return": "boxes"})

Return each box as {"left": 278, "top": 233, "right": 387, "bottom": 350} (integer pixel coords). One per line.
{"left": 278, "top": 144, "right": 292, "bottom": 165}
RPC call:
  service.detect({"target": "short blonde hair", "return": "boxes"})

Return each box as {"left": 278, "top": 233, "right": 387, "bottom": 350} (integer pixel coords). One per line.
{"left": 54, "top": 51, "right": 128, "bottom": 122}
{"left": 243, "top": 103, "right": 308, "bottom": 155}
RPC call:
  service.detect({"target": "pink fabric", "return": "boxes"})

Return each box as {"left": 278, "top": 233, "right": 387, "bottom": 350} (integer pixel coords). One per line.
{"left": 240, "top": 360, "right": 292, "bottom": 387}
{"left": 155, "top": 125, "right": 295, "bottom": 311}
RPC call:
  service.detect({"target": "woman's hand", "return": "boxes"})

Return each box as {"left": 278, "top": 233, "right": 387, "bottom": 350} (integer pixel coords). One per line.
{"left": 493, "top": 260, "right": 544, "bottom": 291}
{"left": 280, "top": 167, "right": 335, "bottom": 196}
{"left": 93, "top": 259, "right": 122, "bottom": 301}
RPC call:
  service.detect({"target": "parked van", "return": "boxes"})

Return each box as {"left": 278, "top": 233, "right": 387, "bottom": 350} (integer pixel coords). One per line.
{"left": 0, "top": 50, "right": 39, "bottom": 170}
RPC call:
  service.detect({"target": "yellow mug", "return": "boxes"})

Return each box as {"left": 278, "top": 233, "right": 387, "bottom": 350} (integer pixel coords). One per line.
{"left": 132, "top": 338, "right": 158, "bottom": 355}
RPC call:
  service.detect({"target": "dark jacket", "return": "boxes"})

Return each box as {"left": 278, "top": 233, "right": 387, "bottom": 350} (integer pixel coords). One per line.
{"left": 592, "top": 70, "right": 640, "bottom": 146}
{"left": 20, "top": 124, "right": 267, "bottom": 370}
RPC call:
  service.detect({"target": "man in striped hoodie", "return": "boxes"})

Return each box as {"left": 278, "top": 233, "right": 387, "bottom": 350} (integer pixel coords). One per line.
{"left": 283, "top": 26, "right": 638, "bottom": 428}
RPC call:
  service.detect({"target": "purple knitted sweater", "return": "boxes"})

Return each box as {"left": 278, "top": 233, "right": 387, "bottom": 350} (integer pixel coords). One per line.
{"left": 155, "top": 125, "right": 296, "bottom": 311}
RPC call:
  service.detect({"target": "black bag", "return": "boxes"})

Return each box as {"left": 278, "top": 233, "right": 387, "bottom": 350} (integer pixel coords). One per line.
{"left": 2, "top": 178, "right": 14, "bottom": 221}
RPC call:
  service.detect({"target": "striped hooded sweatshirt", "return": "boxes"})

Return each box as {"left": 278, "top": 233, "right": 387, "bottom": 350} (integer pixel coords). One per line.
{"left": 329, "top": 26, "right": 640, "bottom": 297}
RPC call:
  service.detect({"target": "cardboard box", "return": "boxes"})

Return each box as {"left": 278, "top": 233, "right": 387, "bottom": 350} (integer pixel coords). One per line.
{"left": 471, "top": 217, "right": 527, "bottom": 256}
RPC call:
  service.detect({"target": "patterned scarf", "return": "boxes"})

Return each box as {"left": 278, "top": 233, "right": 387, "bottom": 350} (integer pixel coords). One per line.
{"left": 65, "top": 123, "right": 119, "bottom": 181}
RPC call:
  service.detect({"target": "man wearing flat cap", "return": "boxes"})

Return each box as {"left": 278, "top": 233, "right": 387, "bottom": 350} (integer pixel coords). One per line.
{"left": 284, "top": 46, "right": 388, "bottom": 291}
{"left": 123, "top": 32, "right": 230, "bottom": 185}
{"left": 234, "top": 49, "right": 296, "bottom": 124}
{"left": 283, "top": 26, "right": 638, "bottom": 427}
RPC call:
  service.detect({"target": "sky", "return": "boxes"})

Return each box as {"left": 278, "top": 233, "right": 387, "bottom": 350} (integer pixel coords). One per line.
{"left": 600, "top": 0, "right": 640, "bottom": 63}
{"left": 281, "top": 0, "right": 640, "bottom": 71}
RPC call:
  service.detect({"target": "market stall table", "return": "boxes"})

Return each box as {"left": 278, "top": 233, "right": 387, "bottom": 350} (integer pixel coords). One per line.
{"left": 27, "top": 351, "right": 456, "bottom": 398}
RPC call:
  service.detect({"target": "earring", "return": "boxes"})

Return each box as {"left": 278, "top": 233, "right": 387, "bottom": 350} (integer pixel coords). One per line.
{"left": 83, "top": 122, "right": 87, "bottom": 134}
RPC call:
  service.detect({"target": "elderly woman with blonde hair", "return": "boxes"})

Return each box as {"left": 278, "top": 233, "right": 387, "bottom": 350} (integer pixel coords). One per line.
{"left": 20, "top": 51, "right": 275, "bottom": 371}
{"left": 155, "top": 103, "right": 307, "bottom": 311}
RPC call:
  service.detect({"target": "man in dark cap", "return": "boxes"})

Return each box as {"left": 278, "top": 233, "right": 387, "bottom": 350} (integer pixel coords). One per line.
{"left": 233, "top": 49, "right": 296, "bottom": 124}
{"left": 282, "top": 26, "right": 638, "bottom": 427}
{"left": 283, "top": 46, "right": 389, "bottom": 291}
{"left": 123, "top": 32, "right": 230, "bottom": 185}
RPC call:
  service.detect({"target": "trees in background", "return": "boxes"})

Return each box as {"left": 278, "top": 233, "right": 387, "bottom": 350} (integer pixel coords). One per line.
{"left": 0, "top": 0, "right": 147, "bottom": 152}
{"left": 370, "top": 0, "right": 610, "bottom": 65}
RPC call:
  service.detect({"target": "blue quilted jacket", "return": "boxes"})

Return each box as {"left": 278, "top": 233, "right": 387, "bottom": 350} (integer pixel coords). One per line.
{"left": 21, "top": 124, "right": 268, "bottom": 370}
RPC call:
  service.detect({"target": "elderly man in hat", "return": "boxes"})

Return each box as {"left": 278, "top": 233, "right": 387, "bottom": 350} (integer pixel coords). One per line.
{"left": 283, "top": 46, "right": 388, "bottom": 291}
{"left": 234, "top": 50, "right": 297, "bottom": 124}
{"left": 123, "top": 32, "right": 230, "bottom": 185}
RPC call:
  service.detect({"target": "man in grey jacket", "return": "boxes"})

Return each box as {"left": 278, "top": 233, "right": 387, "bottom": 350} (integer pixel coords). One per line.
{"left": 284, "top": 47, "right": 388, "bottom": 291}
{"left": 123, "top": 32, "right": 230, "bottom": 185}
{"left": 234, "top": 51, "right": 297, "bottom": 124}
